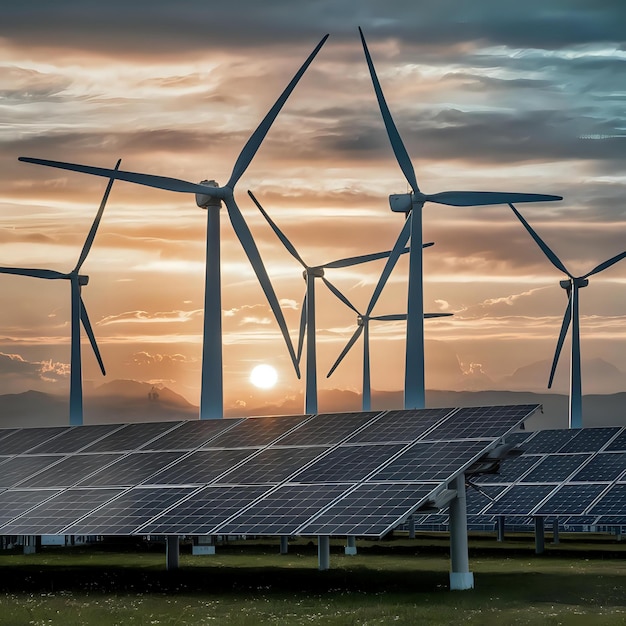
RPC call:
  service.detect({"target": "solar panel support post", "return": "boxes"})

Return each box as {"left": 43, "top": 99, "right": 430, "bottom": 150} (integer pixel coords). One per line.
{"left": 166, "top": 535, "right": 180, "bottom": 570}
{"left": 280, "top": 536, "right": 289, "bottom": 554}
{"left": 408, "top": 515, "right": 416, "bottom": 539}
{"left": 534, "top": 517, "right": 545, "bottom": 554}
{"left": 448, "top": 475, "right": 474, "bottom": 590}
{"left": 552, "top": 518, "right": 560, "bottom": 544}
{"left": 345, "top": 535, "right": 357, "bottom": 555}
{"left": 23, "top": 535, "right": 37, "bottom": 555}
{"left": 496, "top": 516, "right": 505, "bottom": 542}
{"left": 305, "top": 272, "right": 318, "bottom": 415}
{"left": 318, "top": 535, "right": 330, "bottom": 571}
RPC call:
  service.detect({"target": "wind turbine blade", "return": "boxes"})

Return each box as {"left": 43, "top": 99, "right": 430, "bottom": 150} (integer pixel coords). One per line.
{"left": 80, "top": 296, "right": 106, "bottom": 376}
{"left": 322, "top": 277, "right": 360, "bottom": 314}
{"left": 0, "top": 267, "right": 66, "bottom": 279}
{"left": 427, "top": 191, "right": 562, "bottom": 207}
{"left": 371, "top": 314, "right": 407, "bottom": 321}
{"left": 18, "top": 157, "right": 217, "bottom": 196}
{"left": 423, "top": 242, "right": 434, "bottom": 249}
{"left": 424, "top": 312, "right": 454, "bottom": 318}
{"left": 548, "top": 296, "right": 572, "bottom": 389}
{"left": 226, "top": 35, "right": 329, "bottom": 189}
{"left": 359, "top": 27, "right": 419, "bottom": 193}
{"left": 248, "top": 191, "right": 307, "bottom": 267}
{"left": 582, "top": 251, "right": 626, "bottom": 279}
{"left": 297, "top": 292, "right": 307, "bottom": 364}
{"left": 366, "top": 215, "right": 412, "bottom": 316}
{"left": 224, "top": 195, "right": 300, "bottom": 378}
{"left": 326, "top": 326, "right": 364, "bottom": 378}
{"left": 74, "top": 159, "right": 121, "bottom": 272}
{"left": 322, "top": 247, "right": 410, "bottom": 269}
{"left": 509, "top": 203, "right": 572, "bottom": 277}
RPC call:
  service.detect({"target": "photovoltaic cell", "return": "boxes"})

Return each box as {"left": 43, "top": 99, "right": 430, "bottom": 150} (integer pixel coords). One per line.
{"left": 587, "top": 484, "right": 626, "bottom": 516}
{"left": 0, "top": 488, "right": 61, "bottom": 527}
{"left": 534, "top": 484, "right": 608, "bottom": 516}
{"left": 206, "top": 415, "right": 309, "bottom": 448}
{"left": 558, "top": 428, "right": 621, "bottom": 454}
{"left": 344, "top": 408, "right": 451, "bottom": 444}
{"left": 27, "top": 424, "right": 123, "bottom": 454}
{"left": 290, "top": 444, "right": 405, "bottom": 483}
{"left": 485, "top": 484, "right": 556, "bottom": 515}
{"left": 80, "top": 422, "right": 177, "bottom": 452}
{"left": 422, "top": 405, "right": 538, "bottom": 440}
{"left": 144, "top": 449, "right": 256, "bottom": 485}
{"left": 521, "top": 454, "right": 593, "bottom": 483}
{"left": 64, "top": 487, "right": 197, "bottom": 535}
{"left": 0, "top": 427, "right": 69, "bottom": 455}
{"left": 277, "top": 412, "right": 381, "bottom": 446}
{"left": 570, "top": 453, "right": 626, "bottom": 483}
{"left": 140, "top": 485, "right": 272, "bottom": 535}
{"left": 142, "top": 419, "right": 241, "bottom": 451}
{"left": 605, "top": 430, "right": 626, "bottom": 452}
{"left": 297, "top": 483, "right": 435, "bottom": 536}
{"left": 518, "top": 429, "right": 578, "bottom": 455}
{"left": 17, "top": 453, "right": 123, "bottom": 488}
{"left": 77, "top": 452, "right": 185, "bottom": 487}
{"left": 0, "top": 488, "right": 125, "bottom": 535}
{"left": 370, "top": 441, "right": 489, "bottom": 482}
{"left": 0, "top": 456, "right": 62, "bottom": 489}
{"left": 215, "top": 484, "right": 350, "bottom": 535}
{"left": 464, "top": 485, "right": 508, "bottom": 514}
{"left": 473, "top": 455, "right": 542, "bottom": 484}
{"left": 214, "top": 446, "right": 329, "bottom": 485}
{"left": 595, "top": 516, "right": 626, "bottom": 525}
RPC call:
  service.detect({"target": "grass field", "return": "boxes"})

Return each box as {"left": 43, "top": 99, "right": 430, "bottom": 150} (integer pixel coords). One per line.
{"left": 0, "top": 534, "right": 625, "bottom": 625}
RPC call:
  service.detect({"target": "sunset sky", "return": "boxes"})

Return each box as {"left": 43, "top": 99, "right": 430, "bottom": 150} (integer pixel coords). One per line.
{"left": 0, "top": 1, "right": 624, "bottom": 415}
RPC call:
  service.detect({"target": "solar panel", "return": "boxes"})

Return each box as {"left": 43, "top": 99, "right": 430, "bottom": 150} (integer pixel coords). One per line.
{"left": 143, "top": 449, "right": 257, "bottom": 485}
{"left": 605, "top": 431, "right": 626, "bottom": 452}
{"left": 464, "top": 485, "right": 507, "bottom": 514}
{"left": 296, "top": 483, "right": 435, "bottom": 536}
{"left": 17, "top": 453, "right": 123, "bottom": 488}
{"left": 472, "top": 455, "right": 541, "bottom": 484}
{"left": 344, "top": 408, "right": 451, "bottom": 444}
{"left": 80, "top": 422, "right": 178, "bottom": 452}
{"left": 26, "top": 423, "right": 123, "bottom": 454}
{"left": 77, "top": 452, "right": 185, "bottom": 487}
{"left": 0, "top": 427, "right": 69, "bottom": 454}
{"left": 520, "top": 454, "right": 593, "bottom": 483}
{"left": 139, "top": 485, "right": 272, "bottom": 535}
{"left": 0, "top": 488, "right": 125, "bottom": 535}
{"left": 277, "top": 412, "right": 381, "bottom": 446}
{"left": 370, "top": 441, "right": 490, "bottom": 482}
{"left": 517, "top": 429, "right": 579, "bottom": 454}
{"left": 422, "top": 405, "right": 537, "bottom": 440}
{"left": 587, "top": 484, "right": 626, "bottom": 516}
{"left": 206, "top": 415, "right": 310, "bottom": 448}
{"left": 142, "top": 419, "right": 241, "bottom": 451}
{"left": 64, "top": 487, "right": 197, "bottom": 535}
{"left": 215, "top": 484, "right": 351, "bottom": 536}
{"left": 485, "top": 485, "right": 556, "bottom": 515}
{"left": 290, "top": 444, "right": 405, "bottom": 483}
{"left": 0, "top": 456, "right": 62, "bottom": 489}
{"left": 558, "top": 428, "right": 621, "bottom": 454}
{"left": 534, "top": 484, "right": 608, "bottom": 516}
{"left": 570, "top": 453, "right": 626, "bottom": 482}
{"left": 0, "top": 488, "right": 61, "bottom": 527}
{"left": 213, "top": 446, "right": 329, "bottom": 485}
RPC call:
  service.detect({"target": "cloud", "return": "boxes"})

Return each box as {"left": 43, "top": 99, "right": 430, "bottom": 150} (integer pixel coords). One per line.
{"left": 0, "top": 351, "right": 69, "bottom": 390}
{"left": 98, "top": 309, "right": 202, "bottom": 325}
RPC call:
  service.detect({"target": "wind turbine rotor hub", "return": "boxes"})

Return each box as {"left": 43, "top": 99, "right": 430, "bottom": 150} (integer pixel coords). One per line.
{"left": 308, "top": 267, "right": 325, "bottom": 278}
{"left": 357, "top": 315, "right": 365, "bottom": 326}
{"left": 196, "top": 179, "right": 222, "bottom": 209}
{"left": 78, "top": 275, "right": 89, "bottom": 286}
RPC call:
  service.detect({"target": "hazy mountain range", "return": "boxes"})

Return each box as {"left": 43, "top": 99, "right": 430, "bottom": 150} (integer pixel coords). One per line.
{"left": 0, "top": 377, "right": 624, "bottom": 431}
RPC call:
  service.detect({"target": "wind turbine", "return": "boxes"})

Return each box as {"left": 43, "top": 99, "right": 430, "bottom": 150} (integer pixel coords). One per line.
{"left": 18, "top": 35, "right": 329, "bottom": 420}
{"left": 325, "top": 244, "right": 453, "bottom": 411}
{"left": 0, "top": 161, "right": 120, "bottom": 425}
{"left": 509, "top": 202, "right": 626, "bottom": 429}
{"left": 248, "top": 190, "right": 409, "bottom": 414}
{"left": 358, "top": 26, "right": 563, "bottom": 410}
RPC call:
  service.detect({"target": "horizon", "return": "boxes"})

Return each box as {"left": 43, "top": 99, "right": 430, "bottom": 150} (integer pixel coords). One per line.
{"left": 0, "top": 2, "right": 625, "bottom": 416}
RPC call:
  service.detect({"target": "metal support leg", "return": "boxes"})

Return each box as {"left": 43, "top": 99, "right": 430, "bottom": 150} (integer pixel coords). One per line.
{"left": 280, "top": 536, "right": 289, "bottom": 554}
{"left": 408, "top": 515, "right": 416, "bottom": 539}
{"left": 166, "top": 535, "right": 180, "bottom": 570}
{"left": 448, "top": 475, "right": 474, "bottom": 590}
{"left": 552, "top": 518, "right": 560, "bottom": 545}
{"left": 318, "top": 536, "right": 330, "bottom": 571}
{"left": 496, "top": 516, "right": 505, "bottom": 542}
{"left": 23, "top": 535, "right": 37, "bottom": 555}
{"left": 534, "top": 517, "right": 545, "bottom": 554}
{"left": 345, "top": 535, "right": 357, "bottom": 555}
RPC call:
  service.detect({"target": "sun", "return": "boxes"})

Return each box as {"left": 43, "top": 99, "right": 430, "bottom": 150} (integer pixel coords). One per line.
{"left": 249, "top": 364, "right": 278, "bottom": 389}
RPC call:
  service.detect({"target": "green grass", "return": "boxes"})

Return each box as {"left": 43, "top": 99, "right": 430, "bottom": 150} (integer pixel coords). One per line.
{"left": 0, "top": 534, "right": 625, "bottom": 625}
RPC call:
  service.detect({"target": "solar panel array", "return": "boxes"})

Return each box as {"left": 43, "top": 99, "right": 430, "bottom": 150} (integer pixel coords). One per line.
{"left": 0, "top": 404, "right": 539, "bottom": 538}
{"left": 414, "top": 425, "right": 626, "bottom": 528}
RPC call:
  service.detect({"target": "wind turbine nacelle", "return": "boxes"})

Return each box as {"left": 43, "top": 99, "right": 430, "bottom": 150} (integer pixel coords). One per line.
{"left": 196, "top": 180, "right": 221, "bottom": 209}
{"left": 389, "top": 194, "right": 412, "bottom": 213}
{"left": 78, "top": 275, "right": 89, "bottom": 286}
